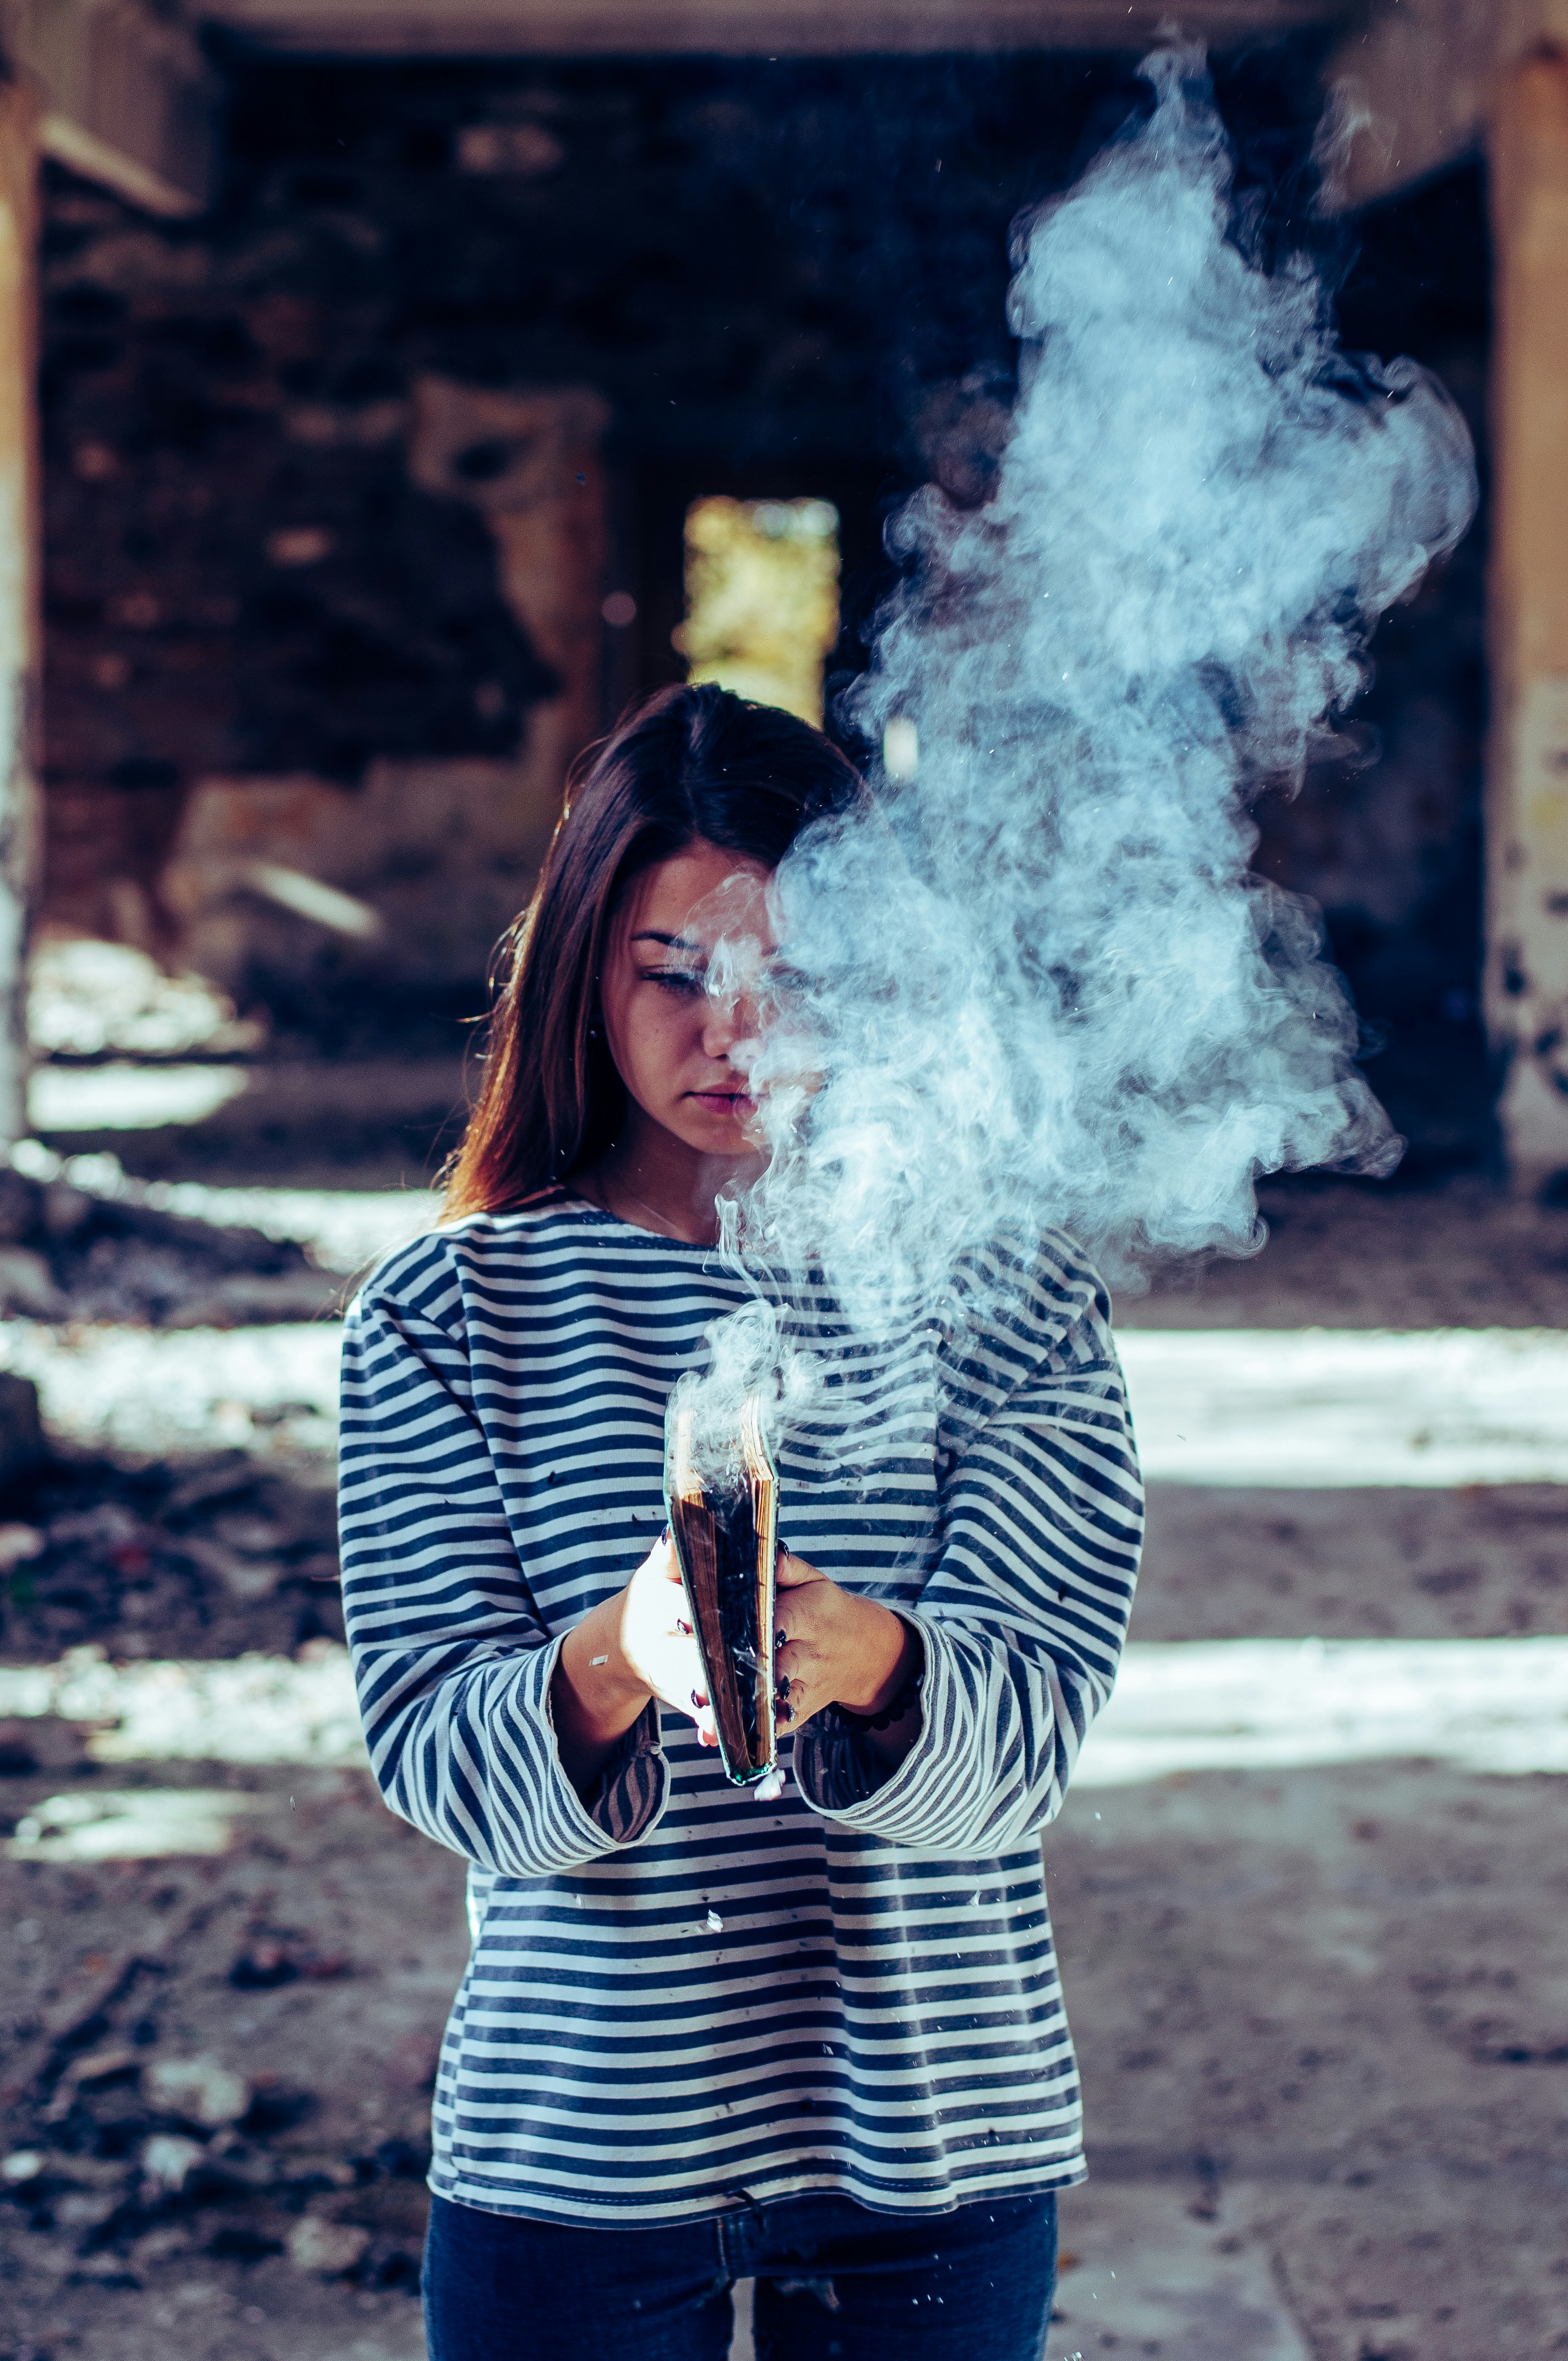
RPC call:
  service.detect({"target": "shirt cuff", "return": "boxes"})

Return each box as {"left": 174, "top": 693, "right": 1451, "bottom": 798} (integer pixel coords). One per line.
{"left": 792, "top": 1613, "right": 960, "bottom": 1845}
{"left": 507, "top": 1637, "right": 670, "bottom": 1867}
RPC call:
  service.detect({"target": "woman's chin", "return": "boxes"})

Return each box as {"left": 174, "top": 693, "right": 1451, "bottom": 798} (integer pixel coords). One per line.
{"left": 663, "top": 1116, "right": 756, "bottom": 1166}
{"left": 677, "top": 1095, "right": 758, "bottom": 1146}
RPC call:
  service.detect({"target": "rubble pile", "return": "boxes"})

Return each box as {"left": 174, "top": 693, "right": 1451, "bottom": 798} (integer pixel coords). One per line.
{"left": 0, "top": 1957, "right": 428, "bottom": 2300}
{"left": 0, "top": 1164, "right": 341, "bottom": 1327}
{"left": 0, "top": 1450, "right": 342, "bottom": 1672}
{"left": 0, "top": 2085, "right": 427, "bottom": 2298}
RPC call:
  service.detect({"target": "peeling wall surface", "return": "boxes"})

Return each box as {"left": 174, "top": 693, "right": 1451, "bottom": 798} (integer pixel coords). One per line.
{"left": 1487, "top": 57, "right": 1568, "bottom": 1184}
{"left": 35, "top": 50, "right": 1492, "bottom": 1154}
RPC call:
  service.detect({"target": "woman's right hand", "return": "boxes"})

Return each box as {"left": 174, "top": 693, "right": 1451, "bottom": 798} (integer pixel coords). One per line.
{"left": 552, "top": 1531, "right": 715, "bottom": 1794}
{"left": 618, "top": 1529, "right": 716, "bottom": 1746}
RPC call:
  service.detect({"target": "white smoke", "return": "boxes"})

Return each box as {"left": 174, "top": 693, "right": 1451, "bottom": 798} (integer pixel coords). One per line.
{"left": 683, "top": 48, "right": 1477, "bottom": 1464}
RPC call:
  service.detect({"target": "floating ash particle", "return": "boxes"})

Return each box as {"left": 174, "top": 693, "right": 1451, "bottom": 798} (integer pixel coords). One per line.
{"left": 706, "top": 1908, "right": 724, "bottom": 1933}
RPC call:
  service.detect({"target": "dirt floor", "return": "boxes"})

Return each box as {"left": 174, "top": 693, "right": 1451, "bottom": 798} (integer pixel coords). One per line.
{"left": 0, "top": 1074, "right": 1565, "bottom": 2360}
{"left": 1137, "top": 1168, "right": 1568, "bottom": 1332}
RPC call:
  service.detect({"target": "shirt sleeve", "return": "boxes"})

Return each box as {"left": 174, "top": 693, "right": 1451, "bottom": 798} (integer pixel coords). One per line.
{"left": 337, "top": 1267, "right": 669, "bottom": 1876}
{"left": 792, "top": 1246, "right": 1142, "bottom": 1856}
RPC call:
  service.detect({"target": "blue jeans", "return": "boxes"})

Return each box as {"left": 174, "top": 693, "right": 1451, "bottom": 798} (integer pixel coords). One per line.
{"left": 423, "top": 2185, "right": 1058, "bottom": 2361}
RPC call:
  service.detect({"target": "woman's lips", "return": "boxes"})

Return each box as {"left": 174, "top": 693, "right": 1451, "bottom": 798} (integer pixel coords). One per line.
{"left": 689, "top": 1090, "right": 756, "bottom": 1117}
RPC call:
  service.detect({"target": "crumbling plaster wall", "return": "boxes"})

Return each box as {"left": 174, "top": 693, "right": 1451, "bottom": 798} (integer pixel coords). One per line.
{"left": 163, "top": 379, "right": 608, "bottom": 1009}
{"left": 32, "top": 53, "right": 963, "bottom": 1025}
{"left": 38, "top": 159, "right": 595, "bottom": 1019}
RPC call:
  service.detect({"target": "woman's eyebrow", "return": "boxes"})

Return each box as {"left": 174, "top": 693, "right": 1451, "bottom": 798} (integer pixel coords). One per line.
{"left": 630, "top": 930, "right": 698, "bottom": 949}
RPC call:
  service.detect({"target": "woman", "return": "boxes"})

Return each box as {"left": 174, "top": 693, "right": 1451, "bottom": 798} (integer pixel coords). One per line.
{"left": 339, "top": 682, "right": 1143, "bottom": 2361}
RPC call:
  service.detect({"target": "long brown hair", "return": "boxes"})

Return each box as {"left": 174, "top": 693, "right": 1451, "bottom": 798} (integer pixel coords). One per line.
{"left": 443, "top": 683, "right": 863, "bottom": 1218}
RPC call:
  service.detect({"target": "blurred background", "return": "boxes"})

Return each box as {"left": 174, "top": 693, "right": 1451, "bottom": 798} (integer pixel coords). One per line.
{"left": 0, "top": 4, "right": 1563, "bottom": 2358}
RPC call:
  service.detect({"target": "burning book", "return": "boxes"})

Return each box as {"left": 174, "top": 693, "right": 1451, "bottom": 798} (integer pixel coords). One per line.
{"left": 664, "top": 1390, "right": 778, "bottom": 1787}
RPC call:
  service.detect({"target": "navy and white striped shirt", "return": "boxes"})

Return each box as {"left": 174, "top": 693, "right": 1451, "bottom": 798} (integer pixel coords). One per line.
{"left": 338, "top": 1191, "right": 1142, "bottom": 2224}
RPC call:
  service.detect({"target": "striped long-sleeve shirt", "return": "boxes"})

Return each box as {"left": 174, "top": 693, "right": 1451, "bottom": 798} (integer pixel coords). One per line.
{"left": 337, "top": 1190, "right": 1142, "bottom": 2225}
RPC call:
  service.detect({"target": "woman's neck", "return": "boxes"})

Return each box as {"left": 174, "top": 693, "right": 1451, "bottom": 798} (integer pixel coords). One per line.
{"left": 578, "top": 1120, "right": 760, "bottom": 1246}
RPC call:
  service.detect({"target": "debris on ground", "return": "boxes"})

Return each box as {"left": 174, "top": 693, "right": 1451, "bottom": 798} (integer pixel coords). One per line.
{"left": 0, "top": 1449, "right": 341, "bottom": 1663}
{"left": 0, "top": 1762, "right": 461, "bottom": 2339}
{"left": 287, "top": 2214, "right": 373, "bottom": 2276}
{"left": 0, "top": 1160, "right": 341, "bottom": 1327}
{"left": 144, "top": 2058, "right": 251, "bottom": 2131}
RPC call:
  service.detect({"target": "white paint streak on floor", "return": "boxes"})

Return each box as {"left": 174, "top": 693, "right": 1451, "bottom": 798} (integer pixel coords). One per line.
{"left": 137, "top": 1184, "right": 438, "bottom": 1273}
{"left": 1118, "top": 1326, "right": 1568, "bottom": 1486}
{"left": 2, "top": 1639, "right": 1564, "bottom": 1799}
{"left": 6, "top": 1787, "right": 267, "bottom": 1863}
{"left": 1077, "top": 1635, "right": 1568, "bottom": 1784}
{"left": 6, "top": 1319, "right": 1568, "bottom": 1484}
{"left": 0, "top": 1644, "right": 364, "bottom": 1771}
{"left": 17, "top": 1140, "right": 439, "bottom": 1272}
{"left": 0, "top": 1320, "right": 342, "bottom": 1457}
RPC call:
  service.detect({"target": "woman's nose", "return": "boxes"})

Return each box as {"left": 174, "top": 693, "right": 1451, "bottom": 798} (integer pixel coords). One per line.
{"left": 700, "top": 995, "right": 740, "bottom": 1057}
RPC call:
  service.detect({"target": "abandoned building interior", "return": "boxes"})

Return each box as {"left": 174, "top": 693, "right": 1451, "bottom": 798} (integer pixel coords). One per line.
{"left": 0, "top": 1, "right": 1564, "bottom": 2356}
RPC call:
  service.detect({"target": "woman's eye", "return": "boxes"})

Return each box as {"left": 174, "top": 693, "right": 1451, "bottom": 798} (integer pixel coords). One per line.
{"left": 645, "top": 967, "right": 705, "bottom": 996}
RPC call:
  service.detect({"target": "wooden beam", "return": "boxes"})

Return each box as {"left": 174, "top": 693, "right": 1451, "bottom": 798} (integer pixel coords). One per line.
{"left": 8, "top": 0, "right": 215, "bottom": 215}
{"left": 200, "top": 0, "right": 1342, "bottom": 57}
{"left": 39, "top": 111, "right": 203, "bottom": 220}
{"left": 1327, "top": 0, "right": 1568, "bottom": 210}
{"left": 1487, "top": 50, "right": 1568, "bottom": 1183}
{"left": 0, "top": 77, "right": 38, "bottom": 1148}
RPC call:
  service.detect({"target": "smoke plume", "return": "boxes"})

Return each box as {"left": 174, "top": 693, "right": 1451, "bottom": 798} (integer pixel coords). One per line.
{"left": 679, "top": 48, "right": 1478, "bottom": 1471}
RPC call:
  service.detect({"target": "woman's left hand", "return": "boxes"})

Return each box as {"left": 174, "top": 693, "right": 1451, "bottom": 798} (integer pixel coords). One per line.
{"left": 771, "top": 1552, "right": 923, "bottom": 1740}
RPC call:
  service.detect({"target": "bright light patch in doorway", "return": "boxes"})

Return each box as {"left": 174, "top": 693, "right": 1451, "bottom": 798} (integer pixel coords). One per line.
{"left": 677, "top": 496, "right": 839, "bottom": 725}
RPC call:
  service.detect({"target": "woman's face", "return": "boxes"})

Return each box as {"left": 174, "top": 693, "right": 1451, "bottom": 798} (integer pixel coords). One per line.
{"left": 599, "top": 841, "right": 775, "bottom": 1163}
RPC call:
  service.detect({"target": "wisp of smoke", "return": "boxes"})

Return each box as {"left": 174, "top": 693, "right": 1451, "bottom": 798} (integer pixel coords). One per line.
{"left": 677, "top": 47, "right": 1478, "bottom": 1472}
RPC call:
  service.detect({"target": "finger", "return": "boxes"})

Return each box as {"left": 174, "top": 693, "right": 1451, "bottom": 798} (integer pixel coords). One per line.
{"left": 640, "top": 1527, "right": 683, "bottom": 1585}
{"left": 774, "top": 1550, "right": 824, "bottom": 1590}
{"left": 773, "top": 1638, "right": 813, "bottom": 1685}
{"left": 774, "top": 1671, "right": 809, "bottom": 1729}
